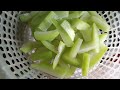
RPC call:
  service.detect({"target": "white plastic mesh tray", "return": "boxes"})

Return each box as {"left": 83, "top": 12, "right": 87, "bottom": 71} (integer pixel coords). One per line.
{"left": 0, "top": 11, "right": 120, "bottom": 79}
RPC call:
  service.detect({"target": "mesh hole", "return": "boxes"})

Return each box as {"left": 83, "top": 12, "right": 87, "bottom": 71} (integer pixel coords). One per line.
{"left": 108, "top": 11, "right": 110, "bottom": 15}
{"left": 8, "top": 53, "right": 12, "bottom": 57}
{"left": 113, "top": 39, "right": 116, "bottom": 42}
{"left": 8, "top": 35, "right": 11, "bottom": 39}
{"left": 117, "top": 22, "right": 119, "bottom": 26}
{"left": 112, "top": 24, "right": 115, "bottom": 28}
{"left": 3, "top": 20, "right": 7, "bottom": 25}
{"left": 118, "top": 28, "right": 120, "bottom": 31}
{"left": 16, "top": 47, "right": 18, "bottom": 51}
{"left": 3, "top": 53, "right": 6, "bottom": 58}
{"left": 3, "top": 34, "right": 6, "bottom": 38}
{"left": 11, "top": 47, "right": 14, "bottom": 51}
{"left": 114, "top": 59, "right": 118, "bottom": 62}
{"left": 114, "top": 13, "right": 116, "bottom": 17}
{"left": 0, "top": 39, "right": 1, "bottom": 44}
{"left": 22, "top": 52, "right": 24, "bottom": 55}
{"left": 8, "top": 28, "right": 11, "bottom": 33}
{"left": 110, "top": 16, "right": 112, "bottom": 19}
{"left": 15, "top": 66, "right": 19, "bottom": 69}
{"left": 10, "top": 67, "right": 14, "bottom": 72}
{"left": 24, "top": 69, "right": 28, "bottom": 72}
{"left": 15, "top": 14, "right": 18, "bottom": 17}
{"left": 111, "top": 20, "right": 114, "bottom": 23}
{"left": 28, "top": 67, "right": 31, "bottom": 70}
{"left": 114, "top": 34, "right": 116, "bottom": 37}
{"left": 12, "top": 59, "right": 15, "bottom": 64}
{"left": 118, "top": 32, "right": 120, "bottom": 36}
{"left": 13, "top": 30, "right": 15, "bottom": 34}
{"left": 11, "top": 11, "right": 14, "bottom": 15}
{"left": 23, "top": 63, "right": 27, "bottom": 66}
{"left": 115, "top": 18, "right": 118, "bottom": 21}
{"left": 13, "top": 25, "right": 16, "bottom": 28}
{"left": 9, "top": 41, "right": 12, "bottom": 45}
{"left": 109, "top": 40, "right": 112, "bottom": 42}
{"left": 20, "top": 58, "right": 23, "bottom": 61}
{"left": 20, "top": 71, "right": 24, "bottom": 75}
{"left": 9, "top": 17, "right": 12, "bottom": 20}
{"left": 6, "top": 60, "right": 10, "bottom": 65}
{"left": 112, "top": 44, "right": 115, "bottom": 47}
{"left": 116, "top": 43, "right": 119, "bottom": 47}
{"left": 24, "top": 57, "right": 27, "bottom": 60}
{"left": 108, "top": 44, "right": 111, "bottom": 47}
{"left": 8, "top": 22, "right": 11, "bottom": 27}
{"left": 37, "top": 75, "right": 41, "bottom": 78}
{"left": 106, "top": 18, "right": 109, "bottom": 22}
{"left": 17, "top": 53, "right": 20, "bottom": 56}
{"left": 100, "top": 60, "right": 103, "bottom": 63}
{"left": 13, "top": 36, "right": 15, "bottom": 40}
{"left": 20, "top": 64, "right": 23, "bottom": 68}
{"left": 14, "top": 42, "right": 16, "bottom": 45}
{"left": 13, "top": 53, "right": 16, "bottom": 56}
{"left": 110, "top": 58, "right": 113, "bottom": 61}
{"left": 15, "top": 74, "right": 20, "bottom": 77}
{"left": 117, "top": 54, "right": 120, "bottom": 57}
{"left": 16, "top": 59, "right": 19, "bottom": 62}
{"left": 4, "top": 40, "right": 7, "bottom": 44}
{"left": 14, "top": 19, "right": 16, "bottom": 23}
{"left": 109, "top": 35, "right": 112, "bottom": 38}
{"left": 109, "top": 31, "right": 112, "bottom": 34}
{"left": 3, "top": 26, "right": 6, "bottom": 31}
{"left": 0, "top": 46, "right": 4, "bottom": 51}
{"left": 27, "top": 62, "right": 30, "bottom": 65}
{"left": 4, "top": 13, "right": 8, "bottom": 18}
{"left": 106, "top": 57, "right": 109, "bottom": 60}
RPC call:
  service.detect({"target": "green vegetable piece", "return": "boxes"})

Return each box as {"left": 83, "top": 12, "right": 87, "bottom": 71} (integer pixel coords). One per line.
{"left": 19, "top": 13, "right": 32, "bottom": 22}
{"left": 34, "top": 30, "right": 59, "bottom": 41}
{"left": 82, "top": 53, "right": 90, "bottom": 76}
{"left": 72, "top": 19, "right": 90, "bottom": 31}
{"left": 92, "top": 23, "right": 100, "bottom": 53}
{"left": 37, "top": 11, "right": 57, "bottom": 31}
{"left": 88, "top": 11, "right": 106, "bottom": 22}
{"left": 89, "top": 44, "right": 108, "bottom": 69}
{"left": 62, "top": 51, "right": 80, "bottom": 67}
{"left": 54, "top": 11, "right": 69, "bottom": 19}
{"left": 90, "top": 16, "right": 110, "bottom": 32}
{"left": 61, "top": 20, "right": 75, "bottom": 41}
{"left": 53, "top": 41, "right": 65, "bottom": 69}
{"left": 74, "top": 31, "right": 83, "bottom": 40}
{"left": 69, "top": 38, "right": 83, "bottom": 58}
{"left": 67, "top": 11, "right": 83, "bottom": 19}
{"left": 29, "top": 12, "right": 50, "bottom": 31}
{"left": 78, "top": 41, "right": 96, "bottom": 54}
{"left": 80, "top": 11, "right": 91, "bottom": 23}
{"left": 77, "top": 53, "right": 84, "bottom": 67}
{"left": 31, "top": 62, "right": 69, "bottom": 79}
{"left": 51, "top": 19, "right": 74, "bottom": 47}
{"left": 29, "top": 48, "right": 52, "bottom": 61}
{"left": 80, "top": 27, "right": 92, "bottom": 42}
{"left": 64, "top": 66, "right": 77, "bottom": 78}
{"left": 20, "top": 41, "right": 41, "bottom": 54}
{"left": 41, "top": 41, "right": 57, "bottom": 54}
{"left": 19, "top": 11, "right": 39, "bottom": 22}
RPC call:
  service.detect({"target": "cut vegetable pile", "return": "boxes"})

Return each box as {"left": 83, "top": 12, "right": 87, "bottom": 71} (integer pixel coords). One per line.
{"left": 19, "top": 11, "right": 110, "bottom": 78}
